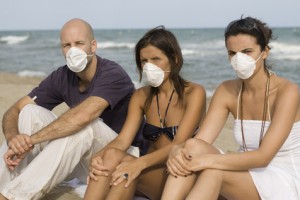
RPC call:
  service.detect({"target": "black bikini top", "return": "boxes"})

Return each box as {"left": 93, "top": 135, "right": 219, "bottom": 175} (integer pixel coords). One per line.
{"left": 143, "top": 123, "right": 178, "bottom": 142}
{"left": 143, "top": 90, "right": 178, "bottom": 142}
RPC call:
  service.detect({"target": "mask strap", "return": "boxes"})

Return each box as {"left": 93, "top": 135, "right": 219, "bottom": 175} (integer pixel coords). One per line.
{"left": 255, "top": 52, "right": 264, "bottom": 62}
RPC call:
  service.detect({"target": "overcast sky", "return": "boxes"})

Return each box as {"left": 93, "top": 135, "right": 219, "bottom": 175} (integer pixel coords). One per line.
{"left": 1, "top": 0, "right": 300, "bottom": 30}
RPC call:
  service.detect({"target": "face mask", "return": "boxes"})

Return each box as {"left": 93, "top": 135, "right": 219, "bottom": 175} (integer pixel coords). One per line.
{"left": 230, "top": 52, "right": 262, "bottom": 79}
{"left": 66, "top": 47, "right": 93, "bottom": 72}
{"left": 142, "top": 63, "right": 170, "bottom": 87}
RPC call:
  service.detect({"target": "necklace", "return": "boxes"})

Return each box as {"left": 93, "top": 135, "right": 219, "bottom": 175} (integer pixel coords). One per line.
{"left": 156, "top": 89, "right": 175, "bottom": 128}
{"left": 240, "top": 74, "right": 270, "bottom": 151}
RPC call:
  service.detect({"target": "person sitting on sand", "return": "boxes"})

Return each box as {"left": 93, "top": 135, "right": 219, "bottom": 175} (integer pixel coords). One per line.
{"left": 83, "top": 26, "right": 206, "bottom": 200}
{"left": 161, "top": 16, "right": 300, "bottom": 200}
{"left": 0, "top": 18, "right": 144, "bottom": 200}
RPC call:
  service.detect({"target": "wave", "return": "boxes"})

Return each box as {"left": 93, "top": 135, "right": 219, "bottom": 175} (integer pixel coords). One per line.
{"left": 182, "top": 49, "right": 198, "bottom": 56}
{"left": 97, "top": 41, "right": 135, "bottom": 49}
{"left": 17, "top": 70, "right": 46, "bottom": 77}
{"left": 270, "top": 41, "right": 300, "bottom": 60}
{"left": 0, "top": 35, "right": 29, "bottom": 44}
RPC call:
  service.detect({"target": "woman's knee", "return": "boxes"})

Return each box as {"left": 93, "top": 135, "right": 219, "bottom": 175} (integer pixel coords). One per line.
{"left": 184, "top": 138, "right": 219, "bottom": 154}
{"left": 201, "top": 168, "right": 224, "bottom": 178}
{"left": 102, "top": 147, "right": 126, "bottom": 161}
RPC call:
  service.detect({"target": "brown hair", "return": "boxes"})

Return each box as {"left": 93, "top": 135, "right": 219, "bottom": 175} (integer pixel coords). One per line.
{"left": 135, "top": 26, "right": 189, "bottom": 111}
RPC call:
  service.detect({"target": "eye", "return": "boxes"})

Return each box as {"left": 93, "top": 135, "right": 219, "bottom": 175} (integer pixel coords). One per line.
{"left": 62, "top": 43, "right": 70, "bottom": 48}
{"left": 140, "top": 59, "right": 147, "bottom": 66}
{"left": 241, "top": 49, "right": 253, "bottom": 55}
{"left": 227, "top": 51, "right": 236, "bottom": 57}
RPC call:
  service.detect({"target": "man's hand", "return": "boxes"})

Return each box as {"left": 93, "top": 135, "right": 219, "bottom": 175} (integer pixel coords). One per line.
{"left": 3, "top": 148, "right": 27, "bottom": 171}
{"left": 7, "top": 134, "right": 33, "bottom": 155}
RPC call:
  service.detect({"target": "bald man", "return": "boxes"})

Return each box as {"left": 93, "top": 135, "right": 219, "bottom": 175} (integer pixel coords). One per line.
{"left": 0, "top": 18, "right": 142, "bottom": 200}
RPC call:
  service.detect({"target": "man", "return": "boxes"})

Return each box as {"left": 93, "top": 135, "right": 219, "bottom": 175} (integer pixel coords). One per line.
{"left": 0, "top": 18, "right": 141, "bottom": 200}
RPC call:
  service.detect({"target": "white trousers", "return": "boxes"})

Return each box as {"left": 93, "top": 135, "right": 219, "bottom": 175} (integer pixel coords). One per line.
{"left": 0, "top": 104, "right": 139, "bottom": 200}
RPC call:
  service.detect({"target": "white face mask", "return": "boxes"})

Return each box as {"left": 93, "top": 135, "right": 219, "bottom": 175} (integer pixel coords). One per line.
{"left": 66, "top": 47, "right": 93, "bottom": 72}
{"left": 142, "top": 62, "right": 170, "bottom": 87}
{"left": 230, "top": 52, "right": 262, "bottom": 79}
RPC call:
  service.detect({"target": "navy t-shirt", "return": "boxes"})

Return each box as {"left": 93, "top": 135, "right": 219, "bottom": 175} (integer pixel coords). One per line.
{"left": 28, "top": 56, "right": 134, "bottom": 134}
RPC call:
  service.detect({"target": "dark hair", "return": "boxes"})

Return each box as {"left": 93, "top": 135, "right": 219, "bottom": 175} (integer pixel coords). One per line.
{"left": 224, "top": 16, "right": 274, "bottom": 69}
{"left": 135, "top": 26, "right": 188, "bottom": 111}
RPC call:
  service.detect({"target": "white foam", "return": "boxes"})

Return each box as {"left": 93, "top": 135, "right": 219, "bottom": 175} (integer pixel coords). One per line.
{"left": 270, "top": 42, "right": 300, "bottom": 60}
{"left": 0, "top": 35, "right": 29, "bottom": 44}
{"left": 97, "top": 41, "right": 135, "bottom": 49}
{"left": 182, "top": 49, "right": 198, "bottom": 55}
{"left": 17, "top": 70, "right": 46, "bottom": 77}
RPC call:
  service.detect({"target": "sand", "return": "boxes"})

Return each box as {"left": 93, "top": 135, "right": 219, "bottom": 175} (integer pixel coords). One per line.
{"left": 0, "top": 72, "right": 238, "bottom": 199}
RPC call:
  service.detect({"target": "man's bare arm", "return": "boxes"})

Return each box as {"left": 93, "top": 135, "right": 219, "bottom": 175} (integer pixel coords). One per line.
{"left": 30, "top": 96, "right": 109, "bottom": 145}
{"left": 2, "top": 96, "right": 35, "bottom": 153}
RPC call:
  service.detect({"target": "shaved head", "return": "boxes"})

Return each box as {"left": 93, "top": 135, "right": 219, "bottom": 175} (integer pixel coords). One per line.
{"left": 60, "top": 18, "right": 94, "bottom": 42}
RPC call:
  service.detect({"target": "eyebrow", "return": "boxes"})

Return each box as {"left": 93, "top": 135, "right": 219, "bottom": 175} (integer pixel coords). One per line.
{"left": 228, "top": 47, "right": 255, "bottom": 53}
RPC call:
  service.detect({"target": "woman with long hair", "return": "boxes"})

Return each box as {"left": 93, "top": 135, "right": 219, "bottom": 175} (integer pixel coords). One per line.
{"left": 162, "top": 17, "right": 300, "bottom": 200}
{"left": 83, "top": 26, "right": 206, "bottom": 200}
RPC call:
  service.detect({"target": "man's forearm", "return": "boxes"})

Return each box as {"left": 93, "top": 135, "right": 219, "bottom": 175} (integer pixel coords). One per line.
{"left": 2, "top": 106, "right": 20, "bottom": 141}
{"left": 30, "top": 105, "right": 94, "bottom": 144}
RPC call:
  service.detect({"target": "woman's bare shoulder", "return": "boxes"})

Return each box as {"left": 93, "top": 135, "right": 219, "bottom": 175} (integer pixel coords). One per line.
{"left": 215, "top": 79, "right": 241, "bottom": 97}
{"left": 185, "top": 82, "right": 206, "bottom": 94}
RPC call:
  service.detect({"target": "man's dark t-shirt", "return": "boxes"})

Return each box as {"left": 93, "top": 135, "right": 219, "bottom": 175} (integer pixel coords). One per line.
{"left": 28, "top": 56, "right": 134, "bottom": 134}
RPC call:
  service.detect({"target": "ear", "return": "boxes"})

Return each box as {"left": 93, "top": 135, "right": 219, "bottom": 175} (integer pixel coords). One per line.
{"left": 91, "top": 39, "right": 97, "bottom": 53}
{"left": 262, "top": 46, "right": 270, "bottom": 59}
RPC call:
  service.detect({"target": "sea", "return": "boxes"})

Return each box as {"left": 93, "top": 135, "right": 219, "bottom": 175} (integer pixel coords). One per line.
{"left": 0, "top": 28, "right": 299, "bottom": 97}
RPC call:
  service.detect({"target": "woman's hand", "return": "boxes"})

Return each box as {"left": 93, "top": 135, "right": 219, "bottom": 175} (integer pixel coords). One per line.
{"left": 110, "top": 158, "right": 142, "bottom": 188}
{"left": 184, "top": 153, "right": 216, "bottom": 172}
{"left": 166, "top": 144, "right": 193, "bottom": 177}
{"left": 89, "top": 155, "right": 110, "bottom": 181}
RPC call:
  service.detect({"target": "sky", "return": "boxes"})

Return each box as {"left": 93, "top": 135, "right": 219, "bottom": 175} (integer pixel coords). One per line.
{"left": 1, "top": 0, "right": 300, "bottom": 30}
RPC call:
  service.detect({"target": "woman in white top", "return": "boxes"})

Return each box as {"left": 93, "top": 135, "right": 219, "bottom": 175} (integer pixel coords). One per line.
{"left": 161, "top": 16, "right": 300, "bottom": 200}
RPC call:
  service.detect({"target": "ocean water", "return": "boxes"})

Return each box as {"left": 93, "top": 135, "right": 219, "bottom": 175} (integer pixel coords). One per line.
{"left": 0, "top": 28, "right": 299, "bottom": 96}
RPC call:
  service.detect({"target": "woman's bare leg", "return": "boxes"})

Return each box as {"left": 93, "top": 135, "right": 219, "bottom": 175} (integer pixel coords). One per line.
{"left": 83, "top": 148, "right": 127, "bottom": 200}
{"left": 187, "top": 169, "right": 260, "bottom": 200}
{"left": 136, "top": 166, "right": 169, "bottom": 200}
{"left": 105, "top": 154, "right": 138, "bottom": 200}
{"left": 161, "top": 173, "right": 198, "bottom": 200}
{"left": 161, "top": 138, "right": 221, "bottom": 200}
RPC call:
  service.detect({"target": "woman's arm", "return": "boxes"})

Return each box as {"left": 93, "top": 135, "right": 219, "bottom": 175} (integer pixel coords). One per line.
{"left": 112, "top": 84, "right": 207, "bottom": 186}
{"left": 166, "top": 81, "right": 234, "bottom": 176}
{"left": 186, "top": 81, "right": 300, "bottom": 172}
{"left": 93, "top": 88, "right": 146, "bottom": 157}
{"left": 195, "top": 81, "right": 241, "bottom": 143}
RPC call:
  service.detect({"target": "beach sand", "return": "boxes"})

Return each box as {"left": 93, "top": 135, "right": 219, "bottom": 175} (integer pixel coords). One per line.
{"left": 0, "top": 72, "right": 238, "bottom": 199}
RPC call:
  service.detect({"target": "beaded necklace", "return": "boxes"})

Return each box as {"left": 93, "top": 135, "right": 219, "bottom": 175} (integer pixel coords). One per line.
{"left": 156, "top": 89, "right": 175, "bottom": 128}
{"left": 240, "top": 74, "right": 270, "bottom": 151}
